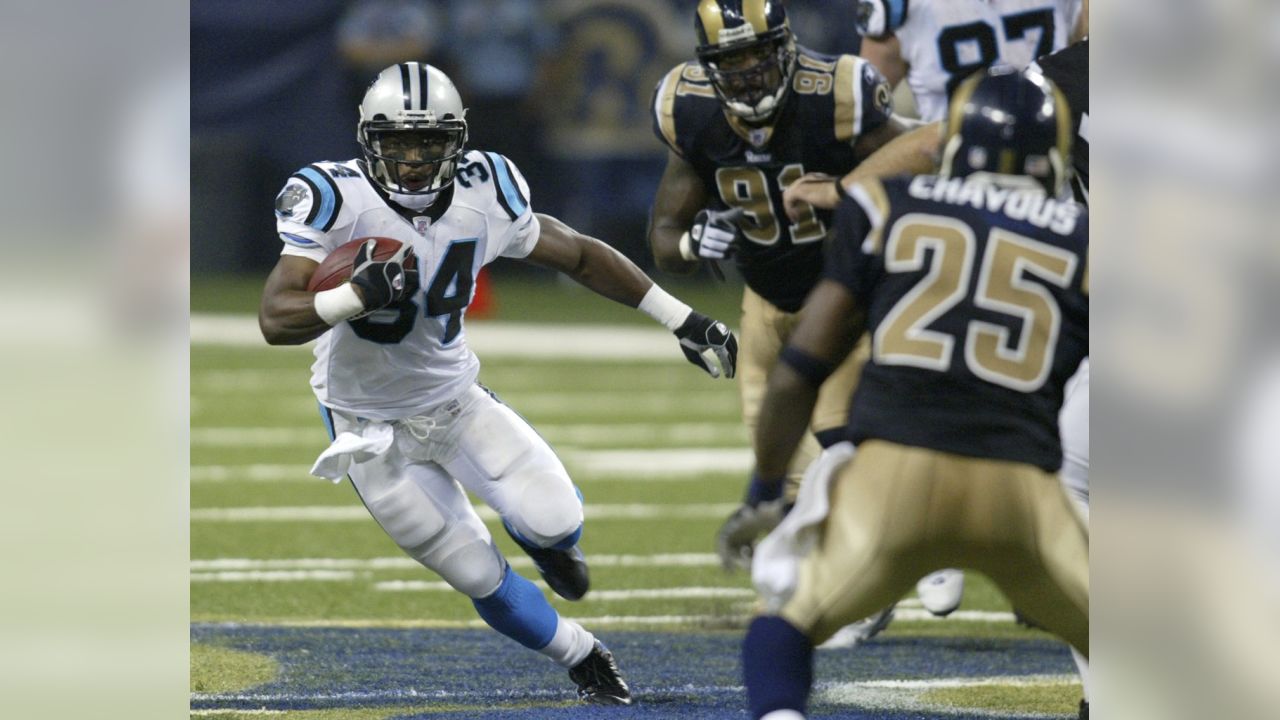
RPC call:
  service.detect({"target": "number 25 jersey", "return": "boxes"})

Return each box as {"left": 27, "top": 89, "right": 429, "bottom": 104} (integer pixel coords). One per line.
{"left": 651, "top": 47, "right": 893, "bottom": 312}
{"left": 273, "top": 150, "right": 539, "bottom": 420}
{"left": 830, "top": 175, "right": 1088, "bottom": 470}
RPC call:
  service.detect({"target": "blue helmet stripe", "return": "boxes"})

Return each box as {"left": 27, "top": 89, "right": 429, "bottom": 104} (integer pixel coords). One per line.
{"left": 297, "top": 167, "right": 338, "bottom": 231}
{"left": 886, "top": 0, "right": 907, "bottom": 30}
{"left": 485, "top": 152, "right": 527, "bottom": 217}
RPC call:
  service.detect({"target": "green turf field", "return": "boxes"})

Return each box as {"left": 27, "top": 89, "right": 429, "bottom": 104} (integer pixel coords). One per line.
{"left": 191, "top": 275, "right": 1081, "bottom": 719}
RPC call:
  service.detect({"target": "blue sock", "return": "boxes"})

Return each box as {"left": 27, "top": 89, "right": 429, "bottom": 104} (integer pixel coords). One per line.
{"left": 471, "top": 565, "right": 558, "bottom": 650}
{"left": 743, "top": 615, "right": 813, "bottom": 718}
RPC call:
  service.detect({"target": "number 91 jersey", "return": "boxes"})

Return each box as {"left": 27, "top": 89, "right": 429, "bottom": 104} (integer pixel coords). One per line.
{"left": 859, "top": 0, "right": 1082, "bottom": 122}
{"left": 273, "top": 151, "right": 539, "bottom": 420}
{"left": 652, "top": 47, "right": 894, "bottom": 313}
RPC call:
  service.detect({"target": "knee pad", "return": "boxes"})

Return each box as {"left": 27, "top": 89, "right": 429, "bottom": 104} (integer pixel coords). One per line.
{"left": 361, "top": 478, "right": 448, "bottom": 551}
{"left": 507, "top": 471, "right": 583, "bottom": 548}
{"left": 425, "top": 537, "right": 505, "bottom": 598}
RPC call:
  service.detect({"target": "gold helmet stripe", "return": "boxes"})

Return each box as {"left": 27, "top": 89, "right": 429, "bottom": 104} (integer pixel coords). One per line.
{"left": 698, "top": 0, "right": 726, "bottom": 43}
{"left": 1050, "top": 83, "right": 1073, "bottom": 161}
{"left": 743, "top": 0, "right": 769, "bottom": 33}
{"left": 943, "top": 71, "right": 984, "bottom": 149}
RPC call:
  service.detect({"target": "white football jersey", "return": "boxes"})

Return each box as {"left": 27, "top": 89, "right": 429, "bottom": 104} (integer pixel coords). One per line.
{"left": 274, "top": 150, "right": 540, "bottom": 420}
{"left": 859, "top": 0, "right": 1082, "bottom": 122}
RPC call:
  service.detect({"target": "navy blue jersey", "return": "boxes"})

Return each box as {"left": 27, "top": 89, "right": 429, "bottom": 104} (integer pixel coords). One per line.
{"left": 828, "top": 174, "right": 1089, "bottom": 470}
{"left": 652, "top": 47, "right": 894, "bottom": 312}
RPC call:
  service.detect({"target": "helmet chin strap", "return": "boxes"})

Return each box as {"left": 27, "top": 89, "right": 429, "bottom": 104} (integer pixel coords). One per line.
{"left": 390, "top": 188, "right": 441, "bottom": 210}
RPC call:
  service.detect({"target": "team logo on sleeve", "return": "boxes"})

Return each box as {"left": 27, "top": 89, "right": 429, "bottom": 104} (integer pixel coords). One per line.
{"left": 274, "top": 184, "right": 309, "bottom": 218}
{"left": 874, "top": 80, "right": 893, "bottom": 115}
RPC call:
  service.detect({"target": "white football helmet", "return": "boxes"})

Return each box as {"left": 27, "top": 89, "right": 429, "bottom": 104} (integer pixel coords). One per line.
{"left": 357, "top": 62, "right": 468, "bottom": 195}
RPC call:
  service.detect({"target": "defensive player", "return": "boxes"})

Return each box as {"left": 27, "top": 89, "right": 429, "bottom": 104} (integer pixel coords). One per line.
{"left": 740, "top": 68, "right": 1088, "bottom": 720}
{"left": 259, "top": 62, "right": 740, "bottom": 706}
{"left": 856, "top": 0, "right": 1085, "bottom": 122}
{"left": 646, "top": 0, "right": 906, "bottom": 586}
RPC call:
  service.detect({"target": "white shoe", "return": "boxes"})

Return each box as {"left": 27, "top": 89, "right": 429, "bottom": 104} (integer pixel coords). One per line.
{"left": 916, "top": 569, "right": 964, "bottom": 617}
{"left": 818, "top": 606, "right": 895, "bottom": 649}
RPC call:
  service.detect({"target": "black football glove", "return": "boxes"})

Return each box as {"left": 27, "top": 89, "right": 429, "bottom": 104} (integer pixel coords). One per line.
{"left": 682, "top": 206, "right": 744, "bottom": 261}
{"left": 715, "top": 474, "right": 787, "bottom": 571}
{"left": 674, "top": 311, "right": 738, "bottom": 379}
{"left": 350, "top": 240, "right": 415, "bottom": 313}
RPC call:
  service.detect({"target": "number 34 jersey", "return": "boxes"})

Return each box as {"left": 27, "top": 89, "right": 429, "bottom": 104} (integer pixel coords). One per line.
{"left": 652, "top": 47, "right": 894, "bottom": 313}
{"left": 830, "top": 175, "right": 1088, "bottom": 471}
{"left": 273, "top": 150, "right": 539, "bottom": 420}
{"left": 859, "top": 0, "right": 1082, "bottom": 122}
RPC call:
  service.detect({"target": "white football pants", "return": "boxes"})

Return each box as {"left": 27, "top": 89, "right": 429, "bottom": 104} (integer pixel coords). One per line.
{"left": 326, "top": 384, "right": 584, "bottom": 599}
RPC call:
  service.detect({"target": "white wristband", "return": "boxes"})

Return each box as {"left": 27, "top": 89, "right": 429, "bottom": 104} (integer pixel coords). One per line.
{"left": 638, "top": 284, "right": 693, "bottom": 331}
{"left": 314, "top": 284, "right": 366, "bottom": 326}
{"left": 678, "top": 231, "right": 698, "bottom": 262}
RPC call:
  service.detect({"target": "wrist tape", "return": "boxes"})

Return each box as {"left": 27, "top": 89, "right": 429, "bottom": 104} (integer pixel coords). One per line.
{"left": 314, "top": 284, "right": 365, "bottom": 326}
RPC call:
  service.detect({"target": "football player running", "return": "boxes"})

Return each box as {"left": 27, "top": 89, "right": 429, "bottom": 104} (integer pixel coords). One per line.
{"left": 647, "top": 1, "right": 907, "bottom": 609}
{"left": 259, "top": 62, "right": 739, "bottom": 706}
{"left": 741, "top": 67, "right": 1088, "bottom": 720}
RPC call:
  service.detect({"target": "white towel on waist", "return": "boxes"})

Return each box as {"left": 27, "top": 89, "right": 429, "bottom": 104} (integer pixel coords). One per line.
{"left": 309, "top": 421, "right": 394, "bottom": 482}
{"left": 752, "top": 441, "right": 856, "bottom": 611}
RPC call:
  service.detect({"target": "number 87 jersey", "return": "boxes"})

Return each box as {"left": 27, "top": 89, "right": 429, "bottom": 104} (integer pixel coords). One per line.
{"left": 273, "top": 151, "right": 540, "bottom": 421}
{"left": 858, "top": 0, "right": 1083, "bottom": 123}
{"left": 651, "top": 46, "right": 894, "bottom": 313}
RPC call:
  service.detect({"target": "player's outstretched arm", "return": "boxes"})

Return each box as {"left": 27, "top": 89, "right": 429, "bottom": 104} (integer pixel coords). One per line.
{"left": 717, "top": 278, "right": 863, "bottom": 568}
{"left": 525, "top": 213, "right": 738, "bottom": 379}
{"left": 754, "top": 280, "right": 864, "bottom": 490}
{"left": 781, "top": 120, "right": 941, "bottom": 221}
{"left": 648, "top": 150, "right": 711, "bottom": 276}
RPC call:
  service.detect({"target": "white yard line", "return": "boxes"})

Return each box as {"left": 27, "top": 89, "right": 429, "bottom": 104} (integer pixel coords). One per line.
{"left": 191, "top": 570, "right": 356, "bottom": 583}
{"left": 191, "top": 423, "right": 747, "bottom": 448}
{"left": 192, "top": 314, "right": 688, "bottom": 359}
{"left": 372, "top": 582, "right": 753, "bottom": 600}
{"left": 190, "top": 447, "right": 751, "bottom": 483}
{"left": 190, "top": 503, "right": 740, "bottom": 522}
{"left": 190, "top": 553, "right": 721, "bottom": 571}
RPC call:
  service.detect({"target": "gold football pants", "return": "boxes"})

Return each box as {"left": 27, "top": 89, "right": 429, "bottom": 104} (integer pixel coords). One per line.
{"left": 779, "top": 440, "right": 1089, "bottom": 656}
{"left": 738, "top": 285, "right": 869, "bottom": 495}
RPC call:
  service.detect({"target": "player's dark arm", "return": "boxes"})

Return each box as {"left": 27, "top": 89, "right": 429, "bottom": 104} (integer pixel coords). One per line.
{"left": 526, "top": 212, "right": 739, "bottom": 379}
{"left": 259, "top": 255, "right": 329, "bottom": 345}
{"left": 754, "top": 280, "right": 865, "bottom": 480}
{"left": 525, "top": 213, "right": 656, "bottom": 306}
{"left": 648, "top": 150, "right": 710, "bottom": 276}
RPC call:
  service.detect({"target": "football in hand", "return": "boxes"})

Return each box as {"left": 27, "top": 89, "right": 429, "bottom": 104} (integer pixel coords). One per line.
{"left": 306, "top": 237, "right": 416, "bottom": 293}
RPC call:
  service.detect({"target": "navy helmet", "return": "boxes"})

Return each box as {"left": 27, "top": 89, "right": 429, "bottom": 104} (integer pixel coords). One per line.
{"left": 694, "top": 0, "right": 797, "bottom": 124}
{"left": 939, "top": 67, "right": 1073, "bottom": 196}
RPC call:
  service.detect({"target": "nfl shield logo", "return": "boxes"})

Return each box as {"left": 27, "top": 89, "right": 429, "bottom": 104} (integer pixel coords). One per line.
{"left": 414, "top": 216, "right": 431, "bottom": 233}
{"left": 748, "top": 128, "right": 768, "bottom": 147}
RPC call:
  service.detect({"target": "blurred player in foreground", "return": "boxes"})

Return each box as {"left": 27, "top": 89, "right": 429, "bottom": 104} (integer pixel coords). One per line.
{"left": 740, "top": 67, "right": 1088, "bottom": 720}
{"left": 258, "top": 62, "right": 739, "bottom": 706}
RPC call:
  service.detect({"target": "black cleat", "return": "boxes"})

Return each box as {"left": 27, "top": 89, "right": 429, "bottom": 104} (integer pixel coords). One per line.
{"left": 569, "top": 641, "right": 632, "bottom": 706}
{"left": 504, "top": 525, "right": 590, "bottom": 601}
{"left": 1078, "top": 699, "right": 1088, "bottom": 719}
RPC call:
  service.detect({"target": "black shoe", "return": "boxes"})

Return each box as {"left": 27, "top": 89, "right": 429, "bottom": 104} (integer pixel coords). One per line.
{"left": 1078, "top": 699, "right": 1088, "bottom": 719}
{"left": 569, "top": 641, "right": 632, "bottom": 706}
{"left": 504, "top": 525, "right": 590, "bottom": 601}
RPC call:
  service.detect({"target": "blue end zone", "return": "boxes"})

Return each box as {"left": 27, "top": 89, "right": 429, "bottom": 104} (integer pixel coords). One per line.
{"left": 191, "top": 625, "right": 1076, "bottom": 719}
